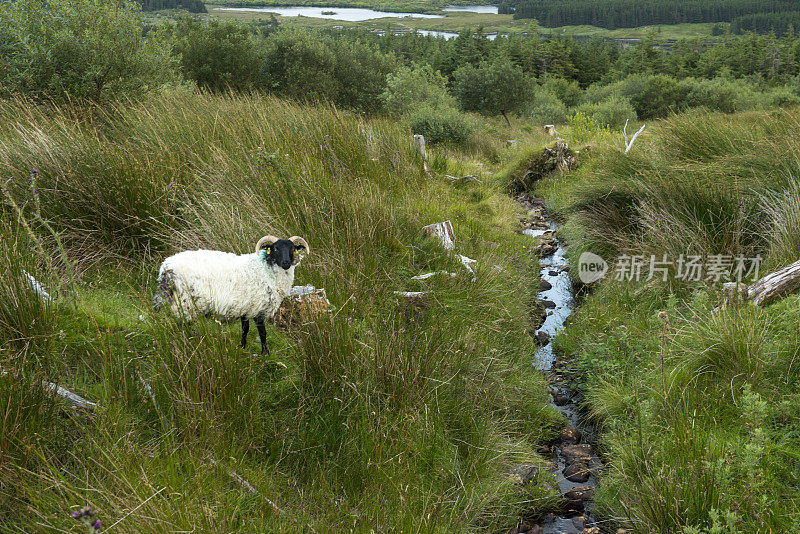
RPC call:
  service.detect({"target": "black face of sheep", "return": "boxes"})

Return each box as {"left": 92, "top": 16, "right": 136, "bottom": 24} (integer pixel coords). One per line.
{"left": 261, "top": 238, "right": 306, "bottom": 270}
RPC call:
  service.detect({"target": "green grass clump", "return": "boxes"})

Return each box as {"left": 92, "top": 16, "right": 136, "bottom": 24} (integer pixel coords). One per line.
{"left": 0, "top": 91, "right": 561, "bottom": 532}
{"left": 539, "top": 107, "right": 800, "bottom": 532}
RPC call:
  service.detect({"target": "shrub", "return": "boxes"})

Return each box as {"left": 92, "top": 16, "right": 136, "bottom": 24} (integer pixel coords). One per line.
{"left": 381, "top": 64, "right": 455, "bottom": 116}
{"left": 261, "top": 29, "right": 394, "bottom": 112}
{"left": 0, "top": 0, "right": 177, "bottom": 101}
{"left": 567, "top": 111, "right": 610, "bottom": 143}
{"left": 174, "top": 17, "right": 262, "bottom": 92}
{"left": 541, "top": 78, "right": 584, "bottom": 108}
{"left": 406, "top": 104, "right": 474, "bottom": 146}
{"left": 629, "top": 74, "right": 687, "bottom": 119}
{"left": 527, "top": 90, "right": 569, "bottom": 125}
{"left": 452, "top": 58, "right": 533, "bottom": 119}
{"left": 574, "top": 97, "right": 637, "bottom": 128}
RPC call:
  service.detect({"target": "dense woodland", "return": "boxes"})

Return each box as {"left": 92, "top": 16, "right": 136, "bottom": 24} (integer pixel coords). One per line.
{"left": 512, "top": 0, "right": 800, "bottom": 31}
{"left": 137, "top": 0, "right": 205, "bottom": 12}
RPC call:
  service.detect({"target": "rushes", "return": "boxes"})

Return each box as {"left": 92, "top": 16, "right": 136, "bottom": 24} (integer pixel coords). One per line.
{"left": 0, "top": 92, "right": 560, "bottom": 531}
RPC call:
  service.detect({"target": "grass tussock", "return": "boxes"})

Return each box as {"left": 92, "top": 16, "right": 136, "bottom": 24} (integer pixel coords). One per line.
{"left": 541, "top": 108, "right": 800, "bottom": 532}
{"left": 0, "top": 91, "right": 561, "bottom": 532}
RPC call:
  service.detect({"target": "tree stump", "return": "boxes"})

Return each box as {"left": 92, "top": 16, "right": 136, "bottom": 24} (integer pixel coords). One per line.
{"left": 422, "top": 220, "right": 455, "bottom": 250}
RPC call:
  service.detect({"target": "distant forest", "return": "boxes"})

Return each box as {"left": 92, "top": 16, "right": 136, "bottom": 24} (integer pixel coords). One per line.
{"left": 512, "top": 0, "right": 800, "bottom": 32}
{"left": 137, "top": 0, "right": 206, "bottom": 12}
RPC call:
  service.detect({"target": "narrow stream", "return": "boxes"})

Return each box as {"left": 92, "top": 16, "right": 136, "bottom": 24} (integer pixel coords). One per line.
{"left": 521, "top": 195, "right": 604, "bottom": 534}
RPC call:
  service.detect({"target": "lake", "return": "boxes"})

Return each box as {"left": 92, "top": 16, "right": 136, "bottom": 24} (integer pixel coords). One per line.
{"left": 442, "top": 5, "right": 499, "bottom": 14}
{"left": 215, "top": 5, "right": 444, "bottom": 21}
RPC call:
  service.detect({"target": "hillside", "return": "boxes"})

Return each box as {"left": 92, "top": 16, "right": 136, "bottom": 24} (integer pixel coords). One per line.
{"left": 0, "top": 92, "right": 566, "bottom": 532}
{"left": 535, "top": 109, "right": 800, "bottom": 531}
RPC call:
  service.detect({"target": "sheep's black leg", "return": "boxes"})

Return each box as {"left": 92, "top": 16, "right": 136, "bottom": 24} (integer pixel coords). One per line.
{"left": 254, "top": 317, "right": 270, "bottom": 356}
{"left": 240, "top": 317, "right": 250, "bottom": 349}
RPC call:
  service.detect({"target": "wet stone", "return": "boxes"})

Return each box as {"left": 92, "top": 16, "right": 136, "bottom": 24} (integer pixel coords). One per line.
{"left": 549, "top": 270, "right": 559, "bottom": 276}
{"left": 553, "top": 394, "right": 571, "bottom": 406}
{"left": 572, "top": 516, "right": 586, "bottom": 530}
{"left": 564, "top": 486, "right": 594, "bottom": 502}
{"left": 541, "top": 300, "right": 557, "bottom": 309}
{"left": 540, "top": 279, "right": 553, "bottom": 290}
{"left": 535, "top": 331, "right": 550, "bottom": 346}
{"left": 561, "top": 444, "right": 592, "bottom": 464}
{"left": 563, "top": 462, "right": 591, "bottom": 483}
{"left": 559, "top": 426, "right": 582, "bottom": 444}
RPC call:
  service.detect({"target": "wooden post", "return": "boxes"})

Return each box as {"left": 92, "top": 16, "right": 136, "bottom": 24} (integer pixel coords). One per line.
{"left": 413, "top": 134, "right": 432, "bottom": 175}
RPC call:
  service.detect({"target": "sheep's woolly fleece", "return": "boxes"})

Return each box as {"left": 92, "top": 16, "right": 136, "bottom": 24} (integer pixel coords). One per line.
{"left": 157, "top": 249, "right": 295, "bottom": 321}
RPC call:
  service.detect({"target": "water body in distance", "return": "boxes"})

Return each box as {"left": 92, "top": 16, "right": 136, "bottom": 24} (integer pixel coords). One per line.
{"left": 442, "top": 5, "right": 499, "bottom": 14}
{"left": 215, "top": 5, "right": 444, "bottom": 20}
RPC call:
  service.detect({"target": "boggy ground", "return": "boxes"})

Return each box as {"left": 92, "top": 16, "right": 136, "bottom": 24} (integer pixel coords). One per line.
{"left": 0, "top": 91, "right": 575, "bottom": 533}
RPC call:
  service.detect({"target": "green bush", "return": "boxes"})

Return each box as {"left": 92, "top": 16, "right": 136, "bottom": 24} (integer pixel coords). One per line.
{"left": 406, "top": 104, "right": 474, "bottom": 146}
{"left": 527, "top": 90, "right": 569, "bottom": 125}
{"left": 629, "top": 74, "right": 687, "bottom": 119}
{"left": 261, "top": 29, "right": 394, "bottom": 112}
{"left": 452, "top": 58, "right": 533, "bottom": 118}
{"left": 574, "top": 96, "right": 637, "bottom": 128}
{"left": 0, "top": 0, "right": 177, "bottom": 101}
{"left": 174, "top": 17, "right": 262, "bottom": 92}
{"left": 541, "top": 78, "right": 584, "bottom": 108}
{"left": 381, "top": 64, "right": 455, "bottom": 115}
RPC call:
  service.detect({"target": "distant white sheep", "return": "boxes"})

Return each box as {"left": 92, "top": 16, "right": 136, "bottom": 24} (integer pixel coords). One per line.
{"left": 153, "top": 235, "right": 310, "bottom": 355}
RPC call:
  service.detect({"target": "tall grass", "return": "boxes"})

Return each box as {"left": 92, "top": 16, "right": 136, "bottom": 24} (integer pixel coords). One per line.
{"left": 0, "top": 91, "right": 561, "bottom": 532}
{"left": 543, "top": 107, "right": 800, "bottom": 532}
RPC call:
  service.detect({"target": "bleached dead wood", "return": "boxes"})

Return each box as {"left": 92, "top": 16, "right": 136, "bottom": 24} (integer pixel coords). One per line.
{"left": 1, "top": 367, "right": 99, "bottom": 411}
{"left": 422, "top": 220, "right": 455, "bottom": 250}
{"left": 413, "top": 134, "right": 432, "bottom": 175}
{"left": 394, "top": 291, "right": 431, "bottom": 298}
{"left": 410, "top": 271, "right": 457, "bottom": 280}
{"left": 457, "top": 254, "right": 477, "bottom": 278}
{"left": 623, "top": 119, "right": 646, "bottom": 154}
{"left": 22, "top": 270, "right": 52, "bottom": 301}
{"left": 208, "top": 456, "right": 287, "bottom": 517}
{"left": 747, "top": 259, "right": 800, "bottom": 305}
{"left": 443, "top": 174, "right": 483, "bottom": 184}
{"left": 43, "top": 381, "right": 99, "bottom": 411}
{"left": 137, "top": 370, "right": 166, "bottom": 422}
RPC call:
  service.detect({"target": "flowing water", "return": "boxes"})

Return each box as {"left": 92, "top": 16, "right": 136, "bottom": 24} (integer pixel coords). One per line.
{"left": 523, "top": 200, "right": 604, "bottom": 534}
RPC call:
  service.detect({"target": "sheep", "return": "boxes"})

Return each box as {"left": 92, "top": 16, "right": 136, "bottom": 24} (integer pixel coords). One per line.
{"left": 153, "top": 235, "right": 310, "bottom": 355}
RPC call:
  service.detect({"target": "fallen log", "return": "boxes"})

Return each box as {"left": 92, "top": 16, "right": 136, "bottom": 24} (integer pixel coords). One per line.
{"left": 747, "top": 258, "right": 800, "bottom": 306}
{"left": 1, "top": 366, "right": 99, "bottom": 412}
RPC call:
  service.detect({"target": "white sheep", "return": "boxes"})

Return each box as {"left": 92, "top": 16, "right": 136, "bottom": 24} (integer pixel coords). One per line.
{"left": 153, "top": 235, "right": 310, "bottom": 355}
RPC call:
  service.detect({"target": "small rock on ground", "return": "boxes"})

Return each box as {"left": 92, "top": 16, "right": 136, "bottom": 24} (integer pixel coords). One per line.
{"left": 561, "top": 444, "right": 592, "bottom": 464}
{"left": 563, "top": 462, "right": 591, "bottom": 483}
{"left": 535, "top": 331, "right": 550, "bottom": 346}
{"left": 559, "top": 426, "right": 582, "bottom": 444}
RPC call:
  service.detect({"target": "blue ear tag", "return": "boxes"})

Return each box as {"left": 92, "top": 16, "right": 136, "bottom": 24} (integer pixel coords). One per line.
{"left": 261, "top": 248, "right": 270, "bottom": 260}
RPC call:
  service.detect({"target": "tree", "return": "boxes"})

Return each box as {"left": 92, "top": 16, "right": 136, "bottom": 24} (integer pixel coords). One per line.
{"left": 174, "top": 17, "right": 261, "bottom": 92}
{"left": 380, "top": 64, "right": 455, "bottom": 115}
{"left": 452, "top": 58, "right": 533, "bottom": 124}
{"left": 0, "top": 0, "right": 177, "bottom": 101}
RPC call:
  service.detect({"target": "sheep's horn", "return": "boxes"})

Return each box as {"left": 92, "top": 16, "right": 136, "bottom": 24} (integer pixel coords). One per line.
{"left": 255, "top": 235, "right": 279, "bottom": 254}
{"left": 289, "top": 236, "right": 310, "bottom": 257}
